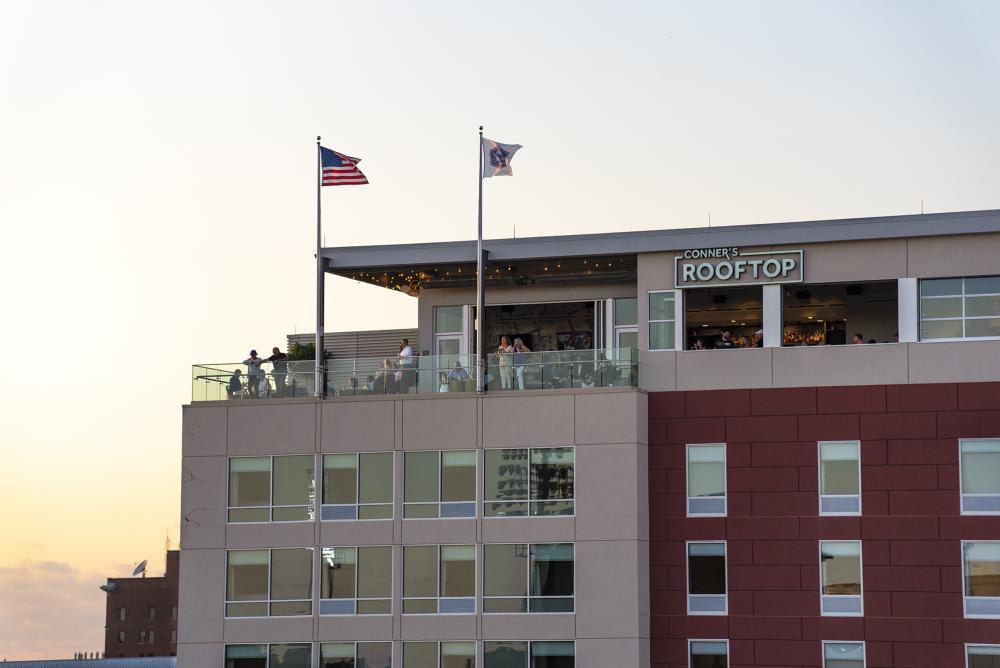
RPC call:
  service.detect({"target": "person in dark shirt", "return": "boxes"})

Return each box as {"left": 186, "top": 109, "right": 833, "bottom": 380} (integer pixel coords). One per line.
{"left": 263, "top": 347, "right": 289, "bottom": 396}
{"left": 715, "top": 330, "right": 735, "bottom": 349}
{"left": 227, "top": 369, "right": 243, "bottom": 399}
{"left": 853, "top": 333, "right": 864, "bottom": 344}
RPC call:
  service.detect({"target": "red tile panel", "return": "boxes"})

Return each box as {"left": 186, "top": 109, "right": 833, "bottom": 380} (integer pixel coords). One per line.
{"left": 957, "top": 382, "right": 1000, "bottom": 410}
{"left": 817, "top": 385, "right": 887, "bottom": 414}
{"left": 750, "top": 387, "right": 817, "bottom": 416}
{"left": 798, "top": 413, "right": 860, "bottom": 441}
{"left": 726, "top": 415, "right": 798, "bottom": 442}
{"left": 885, "top": 383, "right": 957, "bottom": 412}
{"left": 686, "top": 389, "right": 751, "bottom": 417}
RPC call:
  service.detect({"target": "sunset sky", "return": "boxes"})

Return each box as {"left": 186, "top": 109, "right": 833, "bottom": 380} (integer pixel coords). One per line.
{"left": 2, "top": 0, "right": 999, "bottom": 659}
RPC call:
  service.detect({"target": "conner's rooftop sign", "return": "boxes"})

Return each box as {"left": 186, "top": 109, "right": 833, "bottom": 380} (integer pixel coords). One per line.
{"left": 674, "top": 247, "right": 803, "bottom": 288}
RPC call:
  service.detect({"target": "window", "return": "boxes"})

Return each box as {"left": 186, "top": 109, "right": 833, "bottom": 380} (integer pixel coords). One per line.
{"left": 823, "top": 642, "right": 865, "bottom": 668}
{"left": 485, "top": 641, "right": 575, "bottom": 668}
{"left": 435, "top": 305, "right": 465, "bottom": 361}
{"left": 615, "top": 297, "right": 638, "bottom": 351}
{"left": 783, "top": 281, "right": 897, "bottom": 346}
{"left": 225, "top": 548, "right": 313, "bottom": 617}
{"left": 403, "top": 545, "right": 475, "bottom": 614}
{"left": 684, "top": 286, "right": 762, "bottom": 350}
{"left": 118, "top": 607, "right": 126, "bottom": 621}
{"left": 820, "top": 541, "right": 863, "bottom": 616}
{"left": 321, "top": 642, "right": 392, "bottom": 668}
{"left": 921, "top": 276, "right": 1000, "bottom": 340}
{"left": 819, "top": 441, "right": 861, "bottom": 515}
{"left": 148, "top": 607, "right": 156, "bottom": 620}
{"left": 405, "top": 450, "right": 476, "bottom": 518}
{"left": 961, "top": 439, "right": 1000, "bottom": 514}
{"left": 687, "top": 542, "right": 727, "bottom": 615}
{"left": 320, "top": 546, "right": 391, "bottom": 615}
{"left": 170, "top": 629, "right": 177, "bottom": 644}
{"left": 118, "top": 631, "right": 125, "bottom": 644}
{"left": 968, "top": 645, "right": 1000, "bottom": 668}
{"left": 139, "top": 630, "right": 148, "bottom": 644}
{"left": 687, "top": 444, "right": 726, "bottom": 516}
{"left": 484, "top": 543, "right": 574, "bottom": 613}
{"left": 402, "top": 642, "right": 476, "bottom": 668}
{"left": 322, "top": 452, "right": 393, "bottom": 520}
{"left": 689, "top": 640, "right": 728, "bottom": 668}
{"left": 225, "top": 644, "right": 311, "bottom": 668}
{"left": 648, "top": 291, "right": 676, "bottom": 350}
{"left": 148, "top": 630, "right": 155, "bottom": 644}
{"left": 963, "top": 541, "right": 1000, "bottom": 617}
{"left": 484, "top": 447, "right": 574, "bottom": 517}
{"left": 228, "top": 455, "right": 315, "bottom": 523}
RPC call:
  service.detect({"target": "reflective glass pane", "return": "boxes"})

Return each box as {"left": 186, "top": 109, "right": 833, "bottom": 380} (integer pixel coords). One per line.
{"left": 403, "top": 642, "right": 438, "bottom": 668}
{"left": 324, "top": 454, "right": 357, "bottom": 505}
{"left": 405, "top": 452, "right": 439, "bottom": 503}
{"left": 230, "top": 458, "right": 271, "bottom": 508}
{"left": 442, "top": 642, "right": 476, "bottom": 668}
{"left": 484, "top": 544, "right": 527, "bottom": 597}
{"left": 968, "top": 646, "right": 1000, "bottom": 668}
{"left": 649, "top": 291, "right": 675, "bottom": 320}
{"left": 531, "top": 544, "right": 573, "bottom": 598}
{"left": 485, "top": 449, "right": 529, "bottom": 516}
{"left": 270, "top": 644, "right": 311, "bottom": 668}
{"left": 688, "top": 445, "right": 725, "bottom": 498}
{"left": 921, "top": 319, "right": 963, "bottom": 339}
{"left": 688, "top": 543, "right": 726, "bottom": 595}
{"left": 615, "top": 298, "right": 638, "bottom": 326}
{"left": 226, "top": 644, "right": 267, "bottom": 668}
{"left": 271, "top": 548, "right": 312, "bottom": 601}
{"left": 403, "top": 546, "right": 437, "bottom": 598}
{"left": 441, "top": 545, "right": 475, "bottom": 597}
{"left": 966, "top": 318, "right": 1000, "bottom": 338}
{"left": 442, "top": 450, "right": 476, "bottom": 502}
{"left": 530, "top": 449, "right": 574, "bottom": 509}
{"left": 966, "top": 276, "right": 1000, "bottom": 295}
{"left": 920, "top": 297, "right": 962, "bottom": 319}
{"left": 921, "top": 278, "right": 963, "bottom": 296}
{"left": 965, "top": 542, "right": 1000, "bottom": 596}
{"left": 357, "top": 642, "right": 392, "bottom": 668}
{"left": 436, "top": 306, "right": 464, "bottom": 333}
{"left": 321, "top": 547, "right": 356, "bottom": 599}
{"left": 227, "top": 550, "right": 268, "bottom": 601}
{"left": 359, "top": 452, "right": 393, "bottom": 504}
{"left": 821, "top": 442, "right": 860, "bottom": 496}
{"left": 966, "top": 295, "right": 1000, "bottom": 317}
{"left": 358, "top": 546, "right": 392, "bottom": 599}
{"left": 649, "top": 321, "right": 675, "bottom": 350}
{"left": 321, "top": 643, "right": 354, "bottom": 668}
{"left": 485, "top": 641, "right": 528, "bottom": 668}
{"left": 962, "top": 441, "right": 1000, "bottom": 495}
{"left": 273, "top": 455, "right": 313, "bottom": 507}
{"left": 821, "top": 542, "right": 861, "bottom": 595}
{"left": 824, "top": 641, "right": 864, "bottom": 668}
{"left": 690, "top": 641, "right": 728, "bottom": 668}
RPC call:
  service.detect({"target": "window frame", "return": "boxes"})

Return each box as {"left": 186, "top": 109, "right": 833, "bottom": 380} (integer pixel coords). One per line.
{"left": 822, "top": 640, "right": 866, "bottom": 668}
{"left": 919, "top": 276, "right": 1000, "bottom": 342}
{"left": 686, "top": 443, "right": 727, "bottom": 517}
{"left": 404, "top": 450, "right": 477, "bottom": 519}
{"left": 959, "top": 438, "right": 1000, "bottom": 516}
{"left": 647, "top": 290, "right": 677, "bottom": 351}
{"left": 962, "top": 540, "right": 1000, "bottom": 619}
{"left": 966, "top": 644, "right": 1000, "bottom": 668}
{"left": 686, "top": 540, "right": 728, "bottom": 616}
{"left": 320, "top": 641, "right": 395, "bottom": 668}
{"left": 483, "top": 447, "right": 576, "bottom": 518}
{"left": 321, "top": 451, "right": 394, "bottom": 522}
{"left": 227, "top": 454, "right": 316, "bottom": 524}
{"left": 402, "top": 544, "right": 477, "bottom": 615}
{"left": 819, "top": 540, "right": 864, "bottom": 617}
{"left": 319, "top": 545, "right": 393, "bottom": 616}
{"left": 223, "top": 643, "right": 313, "bottom": 668}
{"left": 688, "top": 639, "right": 729, "bottom": 668}
{"left": 482, "top": 542, "right": 575, "bottom": 615}
{"left": 818, "top": 441, "right": 862, "bottom": 517}
{"left": 225, "top": 547, "right": 314, "bottom": 619}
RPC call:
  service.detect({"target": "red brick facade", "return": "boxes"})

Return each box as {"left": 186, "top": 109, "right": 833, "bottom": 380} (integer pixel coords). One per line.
{"left": 649, "top": 383, "right": 1000, "bottom": 668}
{"left": 103, "top": 550, "right": 179, "bottom": 657}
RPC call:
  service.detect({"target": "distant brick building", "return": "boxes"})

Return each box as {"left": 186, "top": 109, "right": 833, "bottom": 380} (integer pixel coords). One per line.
{"left": 103, "top": 551, "right": 179, "bottom": 658}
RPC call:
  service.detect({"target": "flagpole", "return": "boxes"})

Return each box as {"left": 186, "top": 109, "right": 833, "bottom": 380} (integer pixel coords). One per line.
{"left": 476, "top": 126, "right": 485, "bottom": 394}
{"left": 315, "top": 136, "right": 325, "bottom": 400}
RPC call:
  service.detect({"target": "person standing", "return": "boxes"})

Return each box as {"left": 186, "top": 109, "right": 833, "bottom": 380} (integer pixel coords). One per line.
{"left": 263, "top": 347, "right": 289, "bottom": 396}
{"left": 243, "top": 350, "right": 263, "bottom": 398}
{"left": 513, "top": 337, "right": 531, "bottom": 390}
{"left": 397, "top": 339, "right": 414, "bottom": 393}
{"left": 497, "top": 336, "right": 514, "bottom": 389}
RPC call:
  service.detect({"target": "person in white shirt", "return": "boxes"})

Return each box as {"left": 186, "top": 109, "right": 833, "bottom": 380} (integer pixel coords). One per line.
{"left": 397, "top": 338, "right": 414, "bottom": 393}
{"left": 243, "top": 350, "right": 263, "bottom": 398}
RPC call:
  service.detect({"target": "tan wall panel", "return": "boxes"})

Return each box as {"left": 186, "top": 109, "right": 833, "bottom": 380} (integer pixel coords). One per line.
{"left": 481, "top": 517, "right": 576, "bottom": 544}
{"left": 795, "top": 238, "right": 907, "bottom": 283}
{"left": 907, "top": 233, "right": 1000, "bottom": 278}
{"left": 401, "top": 397, "right": 478, "bottom": 450}
{"left": 225, "top": 523, "right": 315, "bottom": 549}
{"left": 399, "top": 519, "right": 477, "bottom": 545}
{"left": 180, "top": 456, "right": 226, "bottom": 549}
{"left": 321, "top": 400, "right": 396, "bottom": 452}
{"left": 480, "top": 613, "right": 576, "bottom": 640}
{"left": 315, "top": 615, "right": 394, "bottom": 640}
{"left": 227, "top": 403, "right": 317, "bottom": 455}
{"left": 176, "top": 642, "right": 222, "bottom": 668}
{"left": 177, "top": 548, "right": 225, "bottom": 643}
{"left": 182, "top": 405, "right": 228, "bottom": 457}
{"left": 576, "top": 638, "right": 647, "bottom": 668}
{"left": 772, "top": 343, "right": 908, "bottom": 388}
{"left": 319, "top": 521, "right": 395, "bottom": 547}
{"left": 575, "top": 444, "right": 642, "bottom": 541}
{"left": 574, "top": 391, "right": 643, "bottom": 445}
{"left": 676, "top": 349, "right": 774, "bottom": 390}
{"left": 399, "top": 614, "right": 477, "bottom": 640}
{"left": 223, "top": 617, "right": 314, "bottom": 643}
{"left": 574, "top": 540, "right": 641, "bottom": 639}
{"left": 639, "top": 351, "right": 677, "bottom": 392}
{"left": 908, "top": 340, "right": 1000, "bottom": 383}
{"left": 482, "top": 394, "right": 575, "bottom": 447}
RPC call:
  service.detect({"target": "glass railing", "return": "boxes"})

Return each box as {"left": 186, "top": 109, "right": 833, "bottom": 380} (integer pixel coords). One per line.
{"left": 191, "top": 349, "right": 638, "bottom": 401}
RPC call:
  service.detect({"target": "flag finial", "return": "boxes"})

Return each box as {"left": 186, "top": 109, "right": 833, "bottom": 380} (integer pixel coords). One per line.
{"left": 479, "top": 126, "right": 483, "bottom": 134}
{"left": 317, "top": 135, "right": 321, "bottom": 142}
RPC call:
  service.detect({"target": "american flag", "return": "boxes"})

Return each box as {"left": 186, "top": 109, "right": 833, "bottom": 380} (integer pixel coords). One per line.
{"left": 320, "top": 146, "right": 369, "bottom": 186}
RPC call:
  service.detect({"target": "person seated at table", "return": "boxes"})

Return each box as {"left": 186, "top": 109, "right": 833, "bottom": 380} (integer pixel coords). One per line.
{"left": 447, "top": 361, "right": 469, "bottom": 381}
{"left": 227, "top": 369, "right": 243, "bottom": 399}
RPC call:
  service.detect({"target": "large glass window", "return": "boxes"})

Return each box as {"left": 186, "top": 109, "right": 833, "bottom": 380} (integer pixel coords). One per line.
{"left": 783, "top": 282, "right": 897, "bottom": 346}
{"left": 614, "top": 297, "right": 638, "bottom": 351}
{"left": 405, "top": 451, "right": 476, "bottom": 518}
{"left": 226, "top": 548, "right": 312, "bottom": 617}
{"left": 321, "top": 546, "right": 391, "bottom": 615}
{"left": 648, "top": 291, "right": 676, "bottom": 350}
{"left": 687, "top": 542, "right": 727, "bottom": 615}
{"left": 322, "top": 452, "right": 393, "bottom": 521}
{"left": 684, "top": 286, "right": 762, "bottom": 350}
{"left": 819, "top": 441, "right": 861, "bottom": 515}
{"left": 403, "top": 545, "right": 475, "bottom": 614}
{"left": 689, "top": 640, "right": 728, "bottom": 668}
{"left": 961, "top": 439, "right": 1000, "bottom": 514}
{"left": 820, "top": 541, "right": 863, "bottom": 616}
{"left": 823, "top": 642, "right": 865, "bottom": 668}
{"left": 484, "top": 448, "right": 574, "bottom": 517}
{"left": 225, "top": 644, "right": 311, "bottom": 668}
{"left": 964, "top": 542, "right": 1000, "bottom": 618}
{"left": 229, "top": 456, "right": 315, "bottom": 523}
{"left": 321, "top": 642, "right": 392, "bottom": 668}
{"left": 484, "top": 641, "right": 575, "bottom": 668}
{"left": 403, "top": 642, "right": 475, "bottom": 668}
{"left": 483, "top": 543, "right": 574, "bottom": 613}
{"left": 687, "top": 444, "right": 726, "bottom": 516}
{"left": 921, "top": 276, "right": 1000, "bottom": 340}
{"left": 968, "top": 645, "right": 1000, "bottom": 668}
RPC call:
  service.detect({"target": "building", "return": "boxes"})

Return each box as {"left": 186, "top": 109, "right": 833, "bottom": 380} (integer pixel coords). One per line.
{"left": 180, "top": 209, "right": 1000, "bottom": 667}
{"left": 103, "top": 551, "right": 179, "bottom": 658}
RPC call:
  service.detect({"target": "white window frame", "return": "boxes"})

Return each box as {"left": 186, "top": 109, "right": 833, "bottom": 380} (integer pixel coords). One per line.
{"left": 223, "top": 643, "right": 313, "bottom": 668}
{"left": 321, "top": 451, "right": 394, "bottom": 522}
{"left": 686, "top": 541, "right": 728, "bottom": 616}
{"left": 483, "top": 447, "right": 576, "bottom": 518}
{"left": 822, "top": 640, "right": 866, "bottom": 668}
{"left": 819, "top": 540, "right": 864, "bottom": 617}
{"left": 224, "top": 548, "right": 314, "bottom": 619}
{"left": 319, "top": 546, "right": 392, "bottom": 616}
{"left": 320, "top": 641, "right": 395, "bottom": 668}
{"left": 227, "top": 454, "right": 315, "bottom": 524}
{"left": 686, "top": 443, "right": 727, "bottom": 517}
{"left": 402, "top": 544, "right": 476, "bottom": 615}
{"left": 967, "top": 643, "right": 1000, "bottom": 667}
{"left": 688, "top": 639, "right": 729, "bottom": 668}
{"left": 404, "top": 450, "right": 477, "bottom": 519}
{"left": 818, "top": 441, "right": 862, "bottom": 516}
{"left": 962, "top": 540, "right": 1000, "bottom": 618}
{"left": 482, "top": 543, "right": 575, "bottom": 615}
{"left": 919, "top": 276, "right": 1000, "bottom": 342}
{"left": 647, "top": 289, "right": 678, "bottom": 351}
{"left": 960, "top": 438, "right": 1000, "bottom": 515}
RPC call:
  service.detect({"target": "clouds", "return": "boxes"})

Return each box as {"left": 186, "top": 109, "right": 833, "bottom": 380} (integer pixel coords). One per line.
{"left": 0, "top": 560, "right": 106, "bottom": 660}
